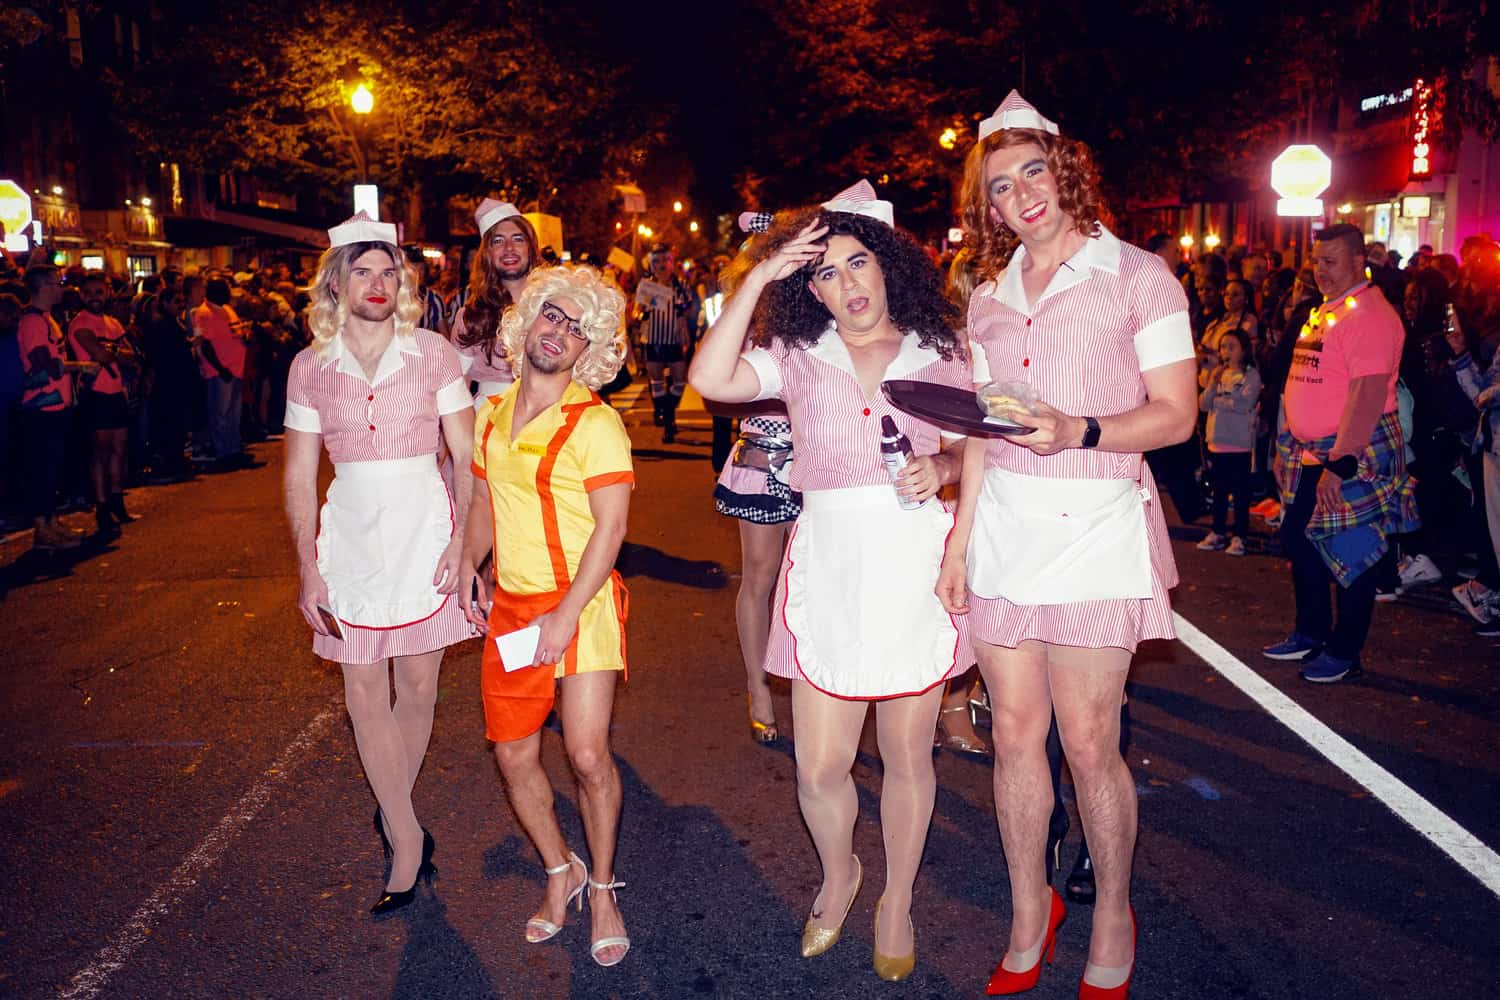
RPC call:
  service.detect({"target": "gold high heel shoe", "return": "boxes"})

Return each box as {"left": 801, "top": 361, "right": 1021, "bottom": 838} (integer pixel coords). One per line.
{"left": 933, "top": 704, "right": 993, "bottom": 759}
{"left": 872, "top": 897, "right": 916, "bottom": 982}
{"left": 800, "top": 855, "right": 862, "bottom": 958}
{"left": 748, "top": 694, "right": 779, "bottom": 744}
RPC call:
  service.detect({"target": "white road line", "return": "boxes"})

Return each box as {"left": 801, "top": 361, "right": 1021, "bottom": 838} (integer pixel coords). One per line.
{"left": 59, "top": 704, "right": 342, "bottom": 1000}
{"left": 1173, "top": 612, "right": 1500, "bottom": 899}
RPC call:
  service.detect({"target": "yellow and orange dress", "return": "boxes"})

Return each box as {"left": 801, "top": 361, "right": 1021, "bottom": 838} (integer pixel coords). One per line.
{"left": 472, "top": 380, "right": 634, "bottom": 742}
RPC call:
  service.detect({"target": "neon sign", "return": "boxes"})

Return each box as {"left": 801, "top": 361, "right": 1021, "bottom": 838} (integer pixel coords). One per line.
{"left": 1410, "top": 78, "right": 1434, "bottom": 180}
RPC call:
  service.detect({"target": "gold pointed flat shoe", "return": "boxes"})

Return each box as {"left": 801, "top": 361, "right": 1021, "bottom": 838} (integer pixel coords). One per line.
{"left": 872, "top": 897, "right": 916, "bottom": 982}
{"left": 800, "top": 855, "right": 863, "bottom": 958}
{"left": 748, "top": 694, "right": 780, "bottom": 744}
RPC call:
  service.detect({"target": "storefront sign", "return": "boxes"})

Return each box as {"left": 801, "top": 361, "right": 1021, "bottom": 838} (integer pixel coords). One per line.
{"left": 1401, "top": 195, "right": 1432, "bottom": 219}
{"left": 1360, "top": 88, "right": 1413, "bottom": 114}
{"left": 1271, "top": 145, "right": 1331, "bottom": 217}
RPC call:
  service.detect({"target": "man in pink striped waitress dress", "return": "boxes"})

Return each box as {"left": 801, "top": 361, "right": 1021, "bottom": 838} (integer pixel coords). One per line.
{"left": 935, "top": 93, "right": 1198, "bottom": 999}
{"left": 282, "top": 212, "right": 477, "bottom": 917}
{"left": 691, "top": 181, "right": 972, "bottom": 983}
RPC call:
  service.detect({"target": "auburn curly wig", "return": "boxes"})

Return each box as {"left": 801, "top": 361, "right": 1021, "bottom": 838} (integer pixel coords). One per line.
{"left": 739, "top": 207, "right": 961, "bottom": 360}
{"left": 959, "top": 129, "right": 1113, "bottom": 285}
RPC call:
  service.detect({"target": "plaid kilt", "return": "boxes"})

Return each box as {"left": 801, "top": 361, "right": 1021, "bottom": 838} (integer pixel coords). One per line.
{"left": 1274, "top": 411, "right": 1420, "bottom": 585}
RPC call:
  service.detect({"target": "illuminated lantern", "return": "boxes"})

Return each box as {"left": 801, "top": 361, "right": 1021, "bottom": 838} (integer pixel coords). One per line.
{"left": 1271, "top": 144, "right": 1332, "bottom": 217}
{"left": 0, "top": 179, "right": 34, "bottom": 253}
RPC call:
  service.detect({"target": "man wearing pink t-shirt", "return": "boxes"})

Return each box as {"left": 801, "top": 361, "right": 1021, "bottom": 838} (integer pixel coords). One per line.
{"left": 192, "top": 277, "right": 247, "bottom": 464}
{"left": 16, "top": 266, "right": 86, "bottom": 550}
{"left": 1266, "top": 223, "right": 1417, "bottom": 683}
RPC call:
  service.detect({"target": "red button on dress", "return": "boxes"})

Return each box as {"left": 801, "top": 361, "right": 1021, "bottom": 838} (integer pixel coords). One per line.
{"left": 863, "top": 407, "right": 871, "bottom": 416}
{"left": 368, "top": 424, "right": 376, "bottom": 431}
{"left": 367, "top": 394, "right": 374, "bottom": 401}
{"left": 1022, "top": 358, "right": 1030, "bottom": 367}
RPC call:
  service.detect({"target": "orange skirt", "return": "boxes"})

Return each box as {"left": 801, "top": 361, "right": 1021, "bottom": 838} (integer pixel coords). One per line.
{"left": 480, "top": 572, "right": 629, "bottom": 742}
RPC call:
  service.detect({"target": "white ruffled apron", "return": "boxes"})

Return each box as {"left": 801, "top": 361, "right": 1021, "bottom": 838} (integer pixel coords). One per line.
{"left": 316, "top": 455, "right": 454, "bottom": 628}
{"left": 782, "top": 485, "right": 959, "bottom": 699}
{"left": 967, "top": 469, "right": 1153, "bottom": 605}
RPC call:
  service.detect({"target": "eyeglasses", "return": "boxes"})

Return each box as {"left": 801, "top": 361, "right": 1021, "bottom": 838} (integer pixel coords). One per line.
{"left": 540, "top": 302, "right": 586, "bottom": 341}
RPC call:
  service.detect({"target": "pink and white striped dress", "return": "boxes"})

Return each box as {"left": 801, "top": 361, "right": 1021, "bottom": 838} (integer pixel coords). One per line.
{"left": 285, "top": 328, "right": 476, "bottom": 663}
{"left": 965, "top": 228, "right": 1193, "bottom": 652}
{"left": 452, "top": 306, "right": 515, "bottom": 403}
{"left": 743, "top": 328, "right": 972, "bottom": 698}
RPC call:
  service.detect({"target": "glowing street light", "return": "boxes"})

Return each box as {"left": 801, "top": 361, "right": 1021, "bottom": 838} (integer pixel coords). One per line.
{"left": 1179, "top": 234, "right": 1195, "bottom": 248}
{"left": 140, "top": 197, "right": 152, "bottom": 208}
{"left": 672, "top": 200, "right": 683, "bottom": 213}
{"left": 1204, "top": 233, "right": 1221, "bottom": 250}
{"left": 350, "top": 83, "right": 374, "bottom": 115}
{"left": 51, "top": 185, "right": 63, "bottom": 196}
{"left": 689, "top": 220, "right": 700, "bottom": 233}
{"left": 637, "top": 224, "right": 654, "bottom": 238}
{"left": 939, "top": 127, "right": 958, "bottom": 150}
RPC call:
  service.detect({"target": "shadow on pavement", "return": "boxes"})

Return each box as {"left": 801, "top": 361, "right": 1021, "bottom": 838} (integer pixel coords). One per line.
{"left": 616, "top": 541, "right": 729, "bottom": 590}
{"left": 393, "top": 895, "right": 501, "bottom": 1000}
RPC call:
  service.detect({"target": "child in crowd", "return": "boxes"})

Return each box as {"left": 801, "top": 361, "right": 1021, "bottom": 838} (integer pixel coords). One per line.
{"left": 1197, "top": 328, "right": 1262, "bottom": 555}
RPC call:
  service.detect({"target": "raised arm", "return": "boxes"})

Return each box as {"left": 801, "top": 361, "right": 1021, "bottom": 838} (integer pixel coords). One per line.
{"left": 688, "top": 220, "right": 828, "bottom": 403}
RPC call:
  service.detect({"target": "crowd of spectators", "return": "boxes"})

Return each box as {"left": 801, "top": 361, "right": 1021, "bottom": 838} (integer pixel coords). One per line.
{"left": 0, "top": 255, "right": 310, "bottom": 549}
{"left": 1142, "top": 229, "right": 1500, "bottom": 639}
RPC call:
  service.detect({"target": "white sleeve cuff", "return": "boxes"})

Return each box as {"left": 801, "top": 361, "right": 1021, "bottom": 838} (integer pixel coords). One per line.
{"left": 968, "top": 339, "right": 993, "bottom": 386}
{"left": 1134, "top": 312, "right": 1195, "bottom": 371}
{"left": 435, "top": 376, "right": 474, "bottom": 416}
{"left": 741, "top": 348, "right": 782, "bottom": 401}
{"left": 283, "top": 399, "right": 322, "bottom": 433}
{"left": 940, "top": 430, "right": 967, "bottom": 444}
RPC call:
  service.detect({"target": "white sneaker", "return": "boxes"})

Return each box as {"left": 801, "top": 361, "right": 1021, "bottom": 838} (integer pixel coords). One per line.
{"left": 1225, "top": 536, "right": 1247, "bottom": 556}
{"left": 1452, "top": 580, "right": 1495, "bottom": 624}
{"left": 1397, "top": 553, "right": 1442, "bottom": 589}
{"left": 1196, "top": 531, "right": 1227, "bottom": 551}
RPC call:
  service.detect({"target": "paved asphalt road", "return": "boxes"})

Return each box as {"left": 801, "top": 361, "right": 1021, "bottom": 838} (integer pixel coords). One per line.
{"left": 2, "top": 384, "right": 1497, "bottom": 999}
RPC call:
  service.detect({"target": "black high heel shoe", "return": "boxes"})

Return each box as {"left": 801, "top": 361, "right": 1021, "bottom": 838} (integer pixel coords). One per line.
{"left": 1045, "top": 806, "right": 1070, "bottom": 884}
{"left": 374, "top": 808, "right": 391, "bottom": 859}
{"left": 1064, "top": 837, "right": 1096, "bottom": 906}
{"left": 371, "top": 829, "right": 437, "bottom": 917}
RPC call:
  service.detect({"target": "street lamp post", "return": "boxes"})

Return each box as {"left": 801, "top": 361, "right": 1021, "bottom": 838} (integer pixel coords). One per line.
{"left": 347, "top": 82, "right": 373, "bottom": 186}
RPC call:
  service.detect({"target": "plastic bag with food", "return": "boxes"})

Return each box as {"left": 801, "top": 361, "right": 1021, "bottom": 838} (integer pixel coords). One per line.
{"left": 976, "top": 379, "right": 1041, "bottom": 420}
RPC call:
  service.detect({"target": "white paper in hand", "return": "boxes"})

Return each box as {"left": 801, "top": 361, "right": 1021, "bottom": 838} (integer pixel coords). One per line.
{"left": 494, "top": 625, "right": 541, "bottom": 672}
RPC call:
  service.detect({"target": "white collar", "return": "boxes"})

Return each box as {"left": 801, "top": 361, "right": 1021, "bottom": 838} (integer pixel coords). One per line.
{"left": 807, "top": 322, "right": 939, "bottom": 384}
{"left": 990, "top": 225, "right": 1122, "bottom": 314}
{"left": 321, "top": 330, "right": 422, "bottom": 386}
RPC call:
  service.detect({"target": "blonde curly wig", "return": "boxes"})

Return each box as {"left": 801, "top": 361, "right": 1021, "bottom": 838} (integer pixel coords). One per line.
{"left": 499, "top": 265, "right": 626, "bottom": 390}
{"left": 304, "top": 242, "right": 423, "bottom": 357}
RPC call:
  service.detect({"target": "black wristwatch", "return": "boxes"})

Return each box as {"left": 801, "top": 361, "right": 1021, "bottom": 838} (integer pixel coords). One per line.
{"left": 1323, "top": 455, "right": 1358, "bottom": 480}
{"left": 1080, "top": 416, "right": 1102, "bottom": 449}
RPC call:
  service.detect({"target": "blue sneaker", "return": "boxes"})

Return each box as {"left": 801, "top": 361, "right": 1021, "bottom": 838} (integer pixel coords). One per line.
{"left": 1299, "top": 652, "right": 1363, "bottom": 683}
{"left": 1262, "top": 632, "right": 1324, "bottom": 661}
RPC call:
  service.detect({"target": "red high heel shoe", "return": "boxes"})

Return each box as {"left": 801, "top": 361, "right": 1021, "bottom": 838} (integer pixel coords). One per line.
{"left": 985, "top": 888, "right": 1066, "bottom": 995}
{"left": 1077, "top": 908, "right": 1136, "bottom": 999}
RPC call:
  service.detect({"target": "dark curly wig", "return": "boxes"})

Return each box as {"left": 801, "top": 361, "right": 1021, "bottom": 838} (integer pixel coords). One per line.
{"left": 959, "top": 128, "right": 1113, "bottom": 285}
{"left": 738, "top": 207, "right": 962, "bottom": 360}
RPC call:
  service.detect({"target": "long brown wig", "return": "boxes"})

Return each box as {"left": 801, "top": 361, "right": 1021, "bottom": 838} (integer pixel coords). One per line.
{"left": 458, "top": 214, "right": 540, "bottom": 363}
